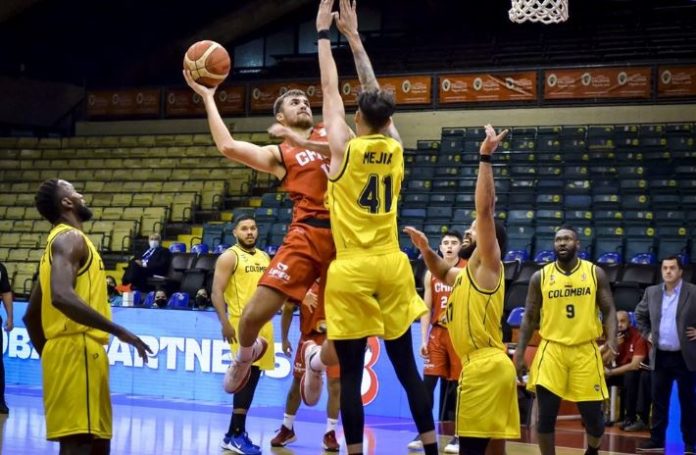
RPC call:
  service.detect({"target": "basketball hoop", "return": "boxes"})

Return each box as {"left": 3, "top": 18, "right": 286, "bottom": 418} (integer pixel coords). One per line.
{"left": 509, "top": 0, "right": 569, "bottom": 24}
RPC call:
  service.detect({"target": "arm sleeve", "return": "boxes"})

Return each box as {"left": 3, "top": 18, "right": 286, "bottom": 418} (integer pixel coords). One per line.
{"left": 0, "top": 263, "right": 11, "bottom": 294}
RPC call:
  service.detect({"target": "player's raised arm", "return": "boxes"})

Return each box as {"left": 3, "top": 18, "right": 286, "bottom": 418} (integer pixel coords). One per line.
{"left": 336, "top": 0, "right": 401, "bottom": 143}
{"left": 317, "top": 0, "right": 352, "bottom": 169}
{"left": 472, "top": 125, "right": 508, "bottom": 289}
{"left": 183, "top": 70, "right": 285, "bottom": 179}
{"left": 268, "top": 123, "right": 331, "bottom": 158}
{"left": 403, "top": 226, "right": 461, "bottom": 286}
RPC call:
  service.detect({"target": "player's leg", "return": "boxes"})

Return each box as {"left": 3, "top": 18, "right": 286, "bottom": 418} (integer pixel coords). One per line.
{"left": 222, "top": 366, "right": 262, "bottom": 454}
{"left": 458, "top": 437, "right": 490, "bottom": 455}
{"left": 334, "top": 338, "right": 367, "bottom": 454}
{"left": 58, "top": 435, "right": 96, "bottom": 455}
{"left": 535, "top": 386, "right": 562, "bottom": 455}
{"left": 90, "top": 439, "right": 111, "bottom": 455}
{"left": 323, "top": 376, "right": 341, "bottom": 452}
{"left": 237, "top": 285, "right": 286, "bottom": 350}
{"left": 576, "top": 400, "right": 604, "bottom": 455}
{"left": 384, "top": 329, "right": 438, "bottom": 455}
{"left": 272, "top": 336, "right": 306, "bottom": 447}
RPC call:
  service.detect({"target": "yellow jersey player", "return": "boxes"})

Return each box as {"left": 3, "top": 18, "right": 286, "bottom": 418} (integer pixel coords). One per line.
{"left": 308, "top": 1, "right": 436, "bottom": 454}
{"left": 513, "top": 226, "right": 617, "bottom": 455}
{"left": 211, "top": 215, "right": 272, "bottom": 455}
{"left": 406, "top": 125, "right": 520, "bottom": 455}
{"left": 23, "top": 179, "right": 150, "bottom": 455}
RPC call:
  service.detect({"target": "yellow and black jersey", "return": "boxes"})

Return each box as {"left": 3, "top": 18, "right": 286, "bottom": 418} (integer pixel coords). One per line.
{"left": 223, "top": 244, "right": 270, "bottom": 318}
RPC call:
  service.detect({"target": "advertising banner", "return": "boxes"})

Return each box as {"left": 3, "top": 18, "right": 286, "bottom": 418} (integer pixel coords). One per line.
{"left": 86, "top": 89, "right": 161, "bottom": 118}
{"left": 544, "top": 67, "right": 651, "bottom": 99}
{"left": 439, "top": 72, "right": 537, "bottom": 103}
{"left": 4, "top": 303, "right": 429, "bottom": 419}
{"left": 657, "top": 65, "right": 696, "bottom": 98}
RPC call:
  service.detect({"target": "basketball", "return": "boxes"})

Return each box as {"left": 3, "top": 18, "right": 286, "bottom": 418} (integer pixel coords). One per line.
{"left": 183, "top": 40, "right": 231, "bottom": 88}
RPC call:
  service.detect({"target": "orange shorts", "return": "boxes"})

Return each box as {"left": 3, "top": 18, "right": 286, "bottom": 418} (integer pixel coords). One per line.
{"left": 293, "top": 332, "right": 340, "bottom": 380}
{"left": 423, "top": 325, "right": 462, "bottom": 381}
{"left": 258, "top": 222, "right": 335, "bottom": 303}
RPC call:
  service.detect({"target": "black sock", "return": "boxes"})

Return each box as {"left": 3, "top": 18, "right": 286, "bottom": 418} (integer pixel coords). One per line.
{"left": 423, "top": 442, "right": 438, "bottom": 455}
{"left": 228, "top": 412, "right": 247, "bottom": 437}
{"left": 584, "top": 446, "right": 599, "bottom": 455}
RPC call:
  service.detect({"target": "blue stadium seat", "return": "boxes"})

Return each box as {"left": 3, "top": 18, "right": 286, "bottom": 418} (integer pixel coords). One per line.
{"left": 142, "top": 291, "right": 155, "bottom": 308}
{"left": 504, "top": 250, "right": 530, "bottom": 263}
{"left": 534, "top": 250, "right": 556, "bottom": 265}
{"left": 261, "top": 193, "right": 285, "bottom": 208}
{"left": 169, "top": 292, "right": 190, "bottom": 309}
{"left": 254, "top": 207, "right": 278, "bottom": 222}
{"left": 131, "top": 290, "right": 143, "bottom": 307}
{"left": 507, "top": 307, "right": 525, "bottom": 328}
{"left": 597, "top": 252, "right": 622, "bottom": 265}
{"left": 264, "top": 245, "right": 279, "bottom": 257}
{"left": 169, "top": 242, "right": 186, "bottom": 253}
{"left": 630, "top": 253, "right": 657, "bottom": 265}
{"left": 213, "top": 244, "right": 231, "bottom": 254}
{"left": 191, "top": 243, "right": 209, "bottom": 255}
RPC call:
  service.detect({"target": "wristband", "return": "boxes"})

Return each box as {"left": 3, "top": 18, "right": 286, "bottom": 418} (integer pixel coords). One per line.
{"left": 479, "top": 154, "right": 492, "bottom": 163}
{"left": 317, "top": 29, "right": 331, "bottom": 40}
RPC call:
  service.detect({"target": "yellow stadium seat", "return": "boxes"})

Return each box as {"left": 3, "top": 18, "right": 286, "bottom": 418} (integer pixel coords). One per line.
{"left": 18, "top": 233, "right": 39, "bottom": 248}
{"left": 51, "top": 159, "right": 69, "bottom": 168}
{"left": 0, "top": 248, "right": 9, "bottom": 261}
{"left": 33, "top": 220, "right": 50, "bottom": 232}
{"left": 0, "top": 220, "right": 14, "bottom": 232}
{"left": 171, "top": 203, "right": 192, "bottom": 222}
{"left": 24, "top": 209, "right": 41, "bottom": 221}
{"left": 140, "top": 181, "right": 163, "bottom": 193}
{"left": 28, "top": 249, "right": 43, "bottom": 261}
{"left": 92, "top": 193, "right": 113, "bottom": 206}
{"left": 132, "top": 194, "right": 153, "bottom": 207}
{"left": 85, "top": 181, "right": 105, "bottom": 192}
{"left": 76, "top": 169, "right": 93, "bottom": 180}
{"left": 0, "top": 159, "right": 20, "bottom": 169}
{"left": 22, "top": 170, "right": 41, "bottom": 181}
{"left": 101, "top": 208, "right": 123, "bottom": 220}
{"left": 11, "top": 182, "right": 30, "bottom": 192}
{"left": 16, "top": 193, "right": 35, "bottom": 206}
{"left": 122, "top": 207, "right": 144, "bottom": 221}
{"left": 6, "top": 207, "right": 25, "bottom": 219}
{"left": 152, "top": 193, "right": 174, "bottom": 207}
{"left": 0, "top": 206, "right": 6, "bottom": 218}
{"left": 13, "top": 220, "right": 34, "bottom": 232}
{"left": 87, "top": 233, "right": 105, "bottom": 251}
{"left": 104, "top": 158, "right": 123, "bottom": 169}
{"left": 8, "top": 249, "right": 28, "bottom": 261}
{"left": 111, "top": 229, "right": 133, "bottom": 252}
{"left": 173, "top": 135, "right": 194, "bottom": 146}
{"left": 101, "top": 136, "right": 120, "bottom": 147}
{"left": 89, "top": 207, "right": 103, "bottom": 220}
{"left": 112, "top": 194, "right": 133, "bottom": 207}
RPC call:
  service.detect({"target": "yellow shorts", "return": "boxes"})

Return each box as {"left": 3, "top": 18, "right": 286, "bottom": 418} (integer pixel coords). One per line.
{"left": 325, "top": 251, "right": 427, "bottom": 340}
{"left": 456, "top": 348, "right": 520, "bottom": 439}
{"left": 527, "top": 339, "right": 608, "bottom": 402}
{"left": 230, "top": 317, "right": 275, "bottom": 371}
{"left": 41, "top": 334, "right": 112, "bottom": 441}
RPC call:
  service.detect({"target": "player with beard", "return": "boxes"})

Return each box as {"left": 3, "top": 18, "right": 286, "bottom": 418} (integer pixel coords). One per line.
{"left": 405, "top": 125, "right": 519, "bottom": 455}
{"left": 409, "top": 230, "right": 466, "bottom": 453}
{"left": 184, "top": 57, "right": 338, "bottom": 403}
{"left": 513, "top": 225, "right": 617, "bottom": 455}
{"left": 211, "top": 215, "right": 273, "bottom": 454}
{"left": 23, "top": 179, "right": 151, "bottom": 455}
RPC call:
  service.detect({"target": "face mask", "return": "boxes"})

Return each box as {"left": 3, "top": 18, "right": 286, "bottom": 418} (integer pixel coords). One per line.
{"left": 107, "top": 284, "right": 117, "bottom": 296}
{"left": 149, "top": 240, "right": 159, "bottom": 249}
{"left": 195, "top": 296, "right": 208, "bottom": 307}
{"left": 155, "top": 298, "right": 167, "bottom": 307}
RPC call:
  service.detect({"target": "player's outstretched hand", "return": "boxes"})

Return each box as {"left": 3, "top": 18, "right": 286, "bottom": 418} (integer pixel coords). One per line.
{"left": 182, "top": 69, "right": 217, "bottom": 99}
{"left": 316, "top": 0, "right": 337, "bottom": 31}
{"left": 268, "top": 123, "right": 303, "bottom": 147}
{"left": 403, "top": 226, "right": 430, "bottom": 252}
{"left": 479, "top": 124, "right": 508, "bottom": 156}
{"left": 336, "top": 0, "right": 359, "bottom": 39}
{"left": 117, "top": 327, "right": 153, "bottom": 362}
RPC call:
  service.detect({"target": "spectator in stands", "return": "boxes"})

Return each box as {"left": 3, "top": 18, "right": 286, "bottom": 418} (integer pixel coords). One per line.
{"left": 153, "top": 290, "right": 168, "bottom": 309}
{"left": 0, "top": 261, "right": 14, "bottom": 414}
{"left": 122, "top": 233, "right": 171, "bottom": 292}
{"left": 106, "top": 275, "right": 122, "bottom": 307}
{"left": 635, "top": 256, "right": 696, "bottom": 454}
{"left": 604, "top": 310, "right": 649, "bottom": 431}
{"left": 194, "top": 288, "right": 211, "bottom": 310}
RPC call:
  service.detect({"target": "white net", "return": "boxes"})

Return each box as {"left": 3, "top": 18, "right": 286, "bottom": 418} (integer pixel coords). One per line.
{"left": 509, "top": 0, "right": 569, "bottom": 24}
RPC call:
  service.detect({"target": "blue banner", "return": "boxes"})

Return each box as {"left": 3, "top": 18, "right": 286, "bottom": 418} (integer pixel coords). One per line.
{"left": 3, "top": 302, "right": 434, "bottom": 419}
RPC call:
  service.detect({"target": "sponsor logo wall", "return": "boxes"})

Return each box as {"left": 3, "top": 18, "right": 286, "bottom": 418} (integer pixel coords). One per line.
{"left": 3, "top": 302, "right": 430, "bottom": 419}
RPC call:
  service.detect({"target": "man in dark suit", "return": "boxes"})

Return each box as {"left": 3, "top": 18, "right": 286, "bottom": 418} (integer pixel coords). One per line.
{"left": 122, "top": 233, "right": 171, "bottom": 292}
{"left": 635, "top": 256, "right": 696, "bottom": 454}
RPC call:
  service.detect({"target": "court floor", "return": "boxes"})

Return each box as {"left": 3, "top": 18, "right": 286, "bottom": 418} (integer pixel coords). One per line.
{"left": 0, "top": 385, "right": 666, "bottom": 454}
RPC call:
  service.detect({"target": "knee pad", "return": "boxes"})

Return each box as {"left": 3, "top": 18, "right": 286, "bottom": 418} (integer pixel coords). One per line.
{"left": 578, "top": 401, "right": 605, "bottom": 437}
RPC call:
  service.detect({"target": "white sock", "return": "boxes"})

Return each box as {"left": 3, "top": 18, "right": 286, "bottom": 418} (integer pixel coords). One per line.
{"left": 309, "top": 347, "right": 326, "bottom": 371}
{"left": 283, "top": 413, "right": 295, "bottom": 430}
{"left": 326, "top": 418, "right": 338, "bottom": 434}
{"left": 237, "top": 344, "right": 254, "bottom": 362}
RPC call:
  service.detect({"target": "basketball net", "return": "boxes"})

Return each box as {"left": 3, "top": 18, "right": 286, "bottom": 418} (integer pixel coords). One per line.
{"left": 509, "top": 0, "right": 569, "bottom": 24}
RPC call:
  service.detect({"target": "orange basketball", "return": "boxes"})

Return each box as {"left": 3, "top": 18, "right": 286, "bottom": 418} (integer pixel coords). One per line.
{"left": 183, "top": 40, "right": 231, "bottom": 88}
